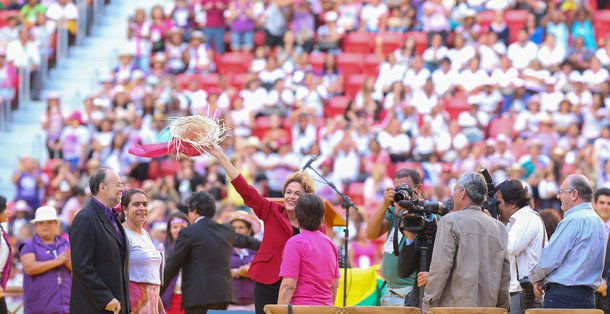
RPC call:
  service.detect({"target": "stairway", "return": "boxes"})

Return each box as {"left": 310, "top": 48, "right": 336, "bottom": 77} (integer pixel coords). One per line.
{"left": 0, "top": 0, "right": 163, "bottom": 200}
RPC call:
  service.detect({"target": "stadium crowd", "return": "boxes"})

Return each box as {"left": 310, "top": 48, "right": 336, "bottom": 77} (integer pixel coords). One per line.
{"left": 1, "top": 0, "right": 610, "bottom": 312}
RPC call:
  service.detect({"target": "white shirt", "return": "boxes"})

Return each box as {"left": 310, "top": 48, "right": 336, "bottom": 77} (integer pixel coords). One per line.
{"left": 375, "top": 62, "right": 406, "bottom": 93}
{"left": 540, "top": 91, "right": 565, "bottom": 113}
{"left": 46, "top": 2, "right": 78, "bottom": 21}
{"left": 431, "top": 68, "right": 457, "bottom": 95}
{"left": 0, "top": 231, "right": 8, "bottom": 277}
{"left": 537, "top": 45, "right": 565, "bottom": 68}
{"left": 6, "top": 39, "right": 41, "bottom": 68}
{"left": 457, "top": 68, "right": 489, "bottom": 92}
{"left": 506, "top": 206, "right": 547, "bottom": 293}
{"left": 402, "top": 67, "right": 431, "bottom": 91}
{"left": 507, "top": 41, "right": 538, "bottom": 69}
{"left": 447, "top": 45, "right": 476, "bottom": 71}
{"left": 125, "top": 228, "right": 163, "bottom": 285}
{"left": 491, "top": 67, "right": 519, "bottom": 89}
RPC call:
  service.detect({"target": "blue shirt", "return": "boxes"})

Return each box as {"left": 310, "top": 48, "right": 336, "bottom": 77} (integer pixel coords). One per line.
{"left": 93, "top": 198, "right": 125, "bottom": 245}
{"left": 529, "top": 203, "right": 607, "bottom": 289}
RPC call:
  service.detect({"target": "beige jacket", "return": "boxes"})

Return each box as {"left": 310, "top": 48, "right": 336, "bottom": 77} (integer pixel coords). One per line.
{"left": 422, "top": 206, "right": 511, "bottom": 312}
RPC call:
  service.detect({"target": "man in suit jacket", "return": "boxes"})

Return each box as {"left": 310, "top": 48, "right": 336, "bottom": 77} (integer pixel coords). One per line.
{"left": 162, "top": 191, "right": 261, "bottom": 314}
{"left": 70, "top": 168, "right": 130, "bottom": 313}
{"left": 423, "top": 172, "right": 511, "bottom": 312}
{"left": 594, "top": 187, "right": 610, "bottom": 313}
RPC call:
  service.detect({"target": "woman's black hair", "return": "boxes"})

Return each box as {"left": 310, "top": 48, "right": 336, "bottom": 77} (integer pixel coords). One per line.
{"left": 295, "top": 194, "right": 325, "bottom": 231}
{"left": 120, "top": 189, "right": 148, "bottom": 209}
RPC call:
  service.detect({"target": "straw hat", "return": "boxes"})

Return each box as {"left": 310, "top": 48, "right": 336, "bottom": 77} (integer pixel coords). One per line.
{"left": 220, "top": 210, "right": 262, "bottom": 235}
{"left": 31, "top": 206, "right": 59, "bottom": 223}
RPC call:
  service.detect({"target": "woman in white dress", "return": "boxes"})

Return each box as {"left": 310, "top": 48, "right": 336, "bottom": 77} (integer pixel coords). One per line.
{"left": 121, "top": 189, "right": 166, "bottom": 314}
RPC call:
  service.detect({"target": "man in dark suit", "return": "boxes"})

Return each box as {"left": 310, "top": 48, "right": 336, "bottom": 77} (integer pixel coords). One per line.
{"left": 162, "top": 191, "right": 260, "bottom": 314}
{"left": 594, "top": 187, "right": 610, "bottom": 313}
{"left": 70, "top": 168, "right": 130, "bottom": 313}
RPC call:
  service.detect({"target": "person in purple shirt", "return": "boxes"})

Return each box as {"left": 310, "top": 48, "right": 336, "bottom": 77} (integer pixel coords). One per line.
{"left": 70, "top": 168, "right": 130, "bottom": 314}
{"left": 19, "top": 205, "right": 72, "bottom": 314}
{"left": 11, "top": 156, "right": 44, "bottom": 210}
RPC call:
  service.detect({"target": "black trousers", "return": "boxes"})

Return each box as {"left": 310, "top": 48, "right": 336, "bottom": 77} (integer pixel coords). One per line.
{"left": 255, "top": 280, "right": 281, "bottom": 314}
{"left": 0, "top": 297, "right": 7, "bottom": 314}
{"left": 185, "top": 302, "right": 229, "bottom": 314}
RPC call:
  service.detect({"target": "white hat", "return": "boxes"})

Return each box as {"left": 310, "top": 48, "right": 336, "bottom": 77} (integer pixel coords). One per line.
{"left": 325, "top": 11, "right": 338, "bottom": 23}
{"left": 15, "top": 200, "right": 31, "bottom": 212}
{"left": 31, "top": 206, "right": 59, "bottom": 223}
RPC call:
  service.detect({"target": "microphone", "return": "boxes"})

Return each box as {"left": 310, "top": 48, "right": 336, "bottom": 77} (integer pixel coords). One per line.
{"left": 301, "top": 155, "right": 317, "bottom": 172}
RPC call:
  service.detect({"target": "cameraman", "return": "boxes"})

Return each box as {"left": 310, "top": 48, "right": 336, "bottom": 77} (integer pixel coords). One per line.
{"left": 365, "top": 169, "right": 422, "bottom": 306}
{"left": 495, "top": 180, "right": 547, "bottom": 314}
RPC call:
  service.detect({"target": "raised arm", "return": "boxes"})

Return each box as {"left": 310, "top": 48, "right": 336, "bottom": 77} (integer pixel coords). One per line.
{"left": 209, "top": 144, "right": 240, "bottom": 180}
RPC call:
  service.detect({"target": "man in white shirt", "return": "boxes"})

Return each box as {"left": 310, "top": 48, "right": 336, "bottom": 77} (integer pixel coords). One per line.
{"left": 46, "top": 0, "right": 78, "bottom": 38}
{"left": 6, "top": 28, "right": 41, "bottom": 100}
{"left": 507, "top": 29, "right": 538, "bottom": 70}
{"left": 495, "top": 179, "right": 547, "bottom": 314}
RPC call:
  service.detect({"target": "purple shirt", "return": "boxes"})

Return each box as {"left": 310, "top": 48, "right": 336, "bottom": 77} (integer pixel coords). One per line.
{"left": 20, "top": 234, "right": 71, "bottom": 314}
{"left": 93, "top": 198, "right": 125, "bottom": 245}
{"left": 230, "top": 248, "right": 256, "bottom": 305}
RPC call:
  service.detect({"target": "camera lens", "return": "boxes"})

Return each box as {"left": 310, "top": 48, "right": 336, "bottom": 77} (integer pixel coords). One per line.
{"left": 394, "top": 191, "right": 409, "bottom": 202}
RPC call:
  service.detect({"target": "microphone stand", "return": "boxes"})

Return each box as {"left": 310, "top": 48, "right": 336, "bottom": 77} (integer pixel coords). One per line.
{"left": 305, "top": 164, "right": 358, "bottom": 307}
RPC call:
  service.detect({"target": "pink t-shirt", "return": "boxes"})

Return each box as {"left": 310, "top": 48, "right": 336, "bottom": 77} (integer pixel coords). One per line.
{"left": 279, "top": 230, "right": 340, "bottom": 305}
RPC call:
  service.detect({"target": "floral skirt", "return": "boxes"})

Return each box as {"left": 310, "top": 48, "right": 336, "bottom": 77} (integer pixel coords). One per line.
{"left": 129, "top": 281, "right": 161, "bottom": 314}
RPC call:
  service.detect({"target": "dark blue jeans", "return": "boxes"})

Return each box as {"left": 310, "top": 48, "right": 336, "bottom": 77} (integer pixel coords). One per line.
{"left": 543, "top": 284, "right": 595, "bottom": 309}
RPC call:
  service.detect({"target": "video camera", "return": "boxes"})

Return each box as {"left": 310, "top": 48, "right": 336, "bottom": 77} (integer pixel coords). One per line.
{"left": 393, "top": 184, "right": 449, "bottom": 233}
{"left": 479, "top": 168, "right": 500, "bottom": 219}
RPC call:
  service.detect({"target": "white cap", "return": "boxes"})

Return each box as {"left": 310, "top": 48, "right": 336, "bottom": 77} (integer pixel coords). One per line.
{"left": 31, "top": 206, "right": 59, "bottom": 223}
{"left": 325, "top": 11, "right": 338, "bottom": 23}
{"left": 15, "top": 200, "right": 31, "bottom": 212}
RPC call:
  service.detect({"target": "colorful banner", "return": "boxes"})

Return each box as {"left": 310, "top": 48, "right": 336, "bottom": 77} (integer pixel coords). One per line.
{"left": 335, "top": 265, "right": 385, "bottom": 307}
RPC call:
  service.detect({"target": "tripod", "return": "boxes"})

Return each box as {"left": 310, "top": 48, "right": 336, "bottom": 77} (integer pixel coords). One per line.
{"left": 304, "top": 164, "right": 358, "bottom": 307}
{"left": 403, "top": 218, "right": 437, "bottom": 310}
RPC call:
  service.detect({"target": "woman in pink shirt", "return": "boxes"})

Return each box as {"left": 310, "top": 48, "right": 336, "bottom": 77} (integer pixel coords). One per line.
{"left": 277, "top": 194, "right": 340, "bottom": 305}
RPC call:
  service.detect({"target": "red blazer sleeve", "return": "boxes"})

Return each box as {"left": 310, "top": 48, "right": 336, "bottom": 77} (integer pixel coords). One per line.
{"left": 231, "top": 174, "right": 275, "bottom": 221}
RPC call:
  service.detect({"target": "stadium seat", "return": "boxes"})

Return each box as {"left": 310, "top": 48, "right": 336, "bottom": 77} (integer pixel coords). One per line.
{"left": 378, "top": 32, "right": 404, "bottom": 56}
{"left": 364, "top": 54, "right": 381, "bottom": 77}
{"left": 429, "top": 308, "right": 508, "bottom": 314}
{"left": 309, "top": 52, "right": 327, "bottom": 73}
{"left": 344, "top": 74, "right": 368, "bottom": 99}
{"left": 160, "top": 160, "right": 180, "bottom": 177}
{"left": 325, "top": 96, "right": 350, "bottom": 118}
{"left": 443, "top": 96, "right": 470, "bottom": 121}
{"left": 525, "top": 310, "right": 603, "bottom": 314}
{"left": 347, "top": 182, "right": 365, "bottom": 205}
{"left": 404, "top": 32, "right": 427, "bottom": 56}
{"left": 510, "top": 140, "right": 529, "bottom": 159}
{"left": 487, "top": 116, "right": 516, "bottom": 138}
{"left": 504, "top": 10, "right": 528, "bottom": 43}
{"left": 219, "top": 52, "right": 253, "bottom": 74}
{"left": 263, "top": 305, "right": 342, "bottom": 314}
{"left": 478, "top": 10, "right": 496, "bottom": 32}
{"left": 42, "top": 159, "right": 61, "bottom": 180}
{"left": 0, "top": 10, "right": 17, "bottom": 28}
{"left": 252, "top": 116, "right": 271, "bottom": 139}
{"left": 254, "top": 31, "right": 265, "bottom": 47}
{"left": 175, "top": 73, "right": 199, "bottom": 90}
{"left": 344, "top": 306, "right": 421, "bottom": 314}
{"left": 200, "top": 73, "right": 220, "bottom": 91}
{"left": 343, "top": 32, "right": 374, "bottom": 54}
{"left": 594, "top": 10, "right": 610, "bottom": 41}
{"left": 230, "top": 73, "right": 250, "bottom": 91}
{"left": 337, "top": 52, "right": 365, "bottom": 77}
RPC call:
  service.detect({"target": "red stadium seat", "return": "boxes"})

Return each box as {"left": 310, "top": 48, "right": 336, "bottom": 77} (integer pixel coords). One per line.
{"left": 218, "top": 52, "right": 253, "bottom": 74}
{"left": 347, "top": 182, "right": 365, "bottom": 206}
{"left": 325, "top": 96, "right": 350, "bottom": 118}
{"left": 378, "top": 32, "right": 404, "bottom": 56}
{"left": 478, "top": 10, "right": 496, "bottom": 32}
{"left": 230, "top": 73, "right": 250, "bottom": 91}
{"left": 487, "top": 116, "right": 516, "bottom": 138}
{"left": 175, "top": 73, "right": 199, "bottom": 90}
{"left": 200, "top": 73, "right": 220, "bottom": 91}
{"left": 42, "top": 159, "right": 61, "bottom": 181}
{"left": 344, "top": 74, "right": 368, "bottom": 99}
{"left": 444, "top": 96, "right": 470, "bottom": 121}
{"left": 309, "top": 52, "right": 327, "bottom": 73}
{"left": 504, "top": 10, "right": 528, "bottom": 44}
{"left": 343, "top": 32, "right": 374, "bottom": 54}
{"left": 252, "top": 116, "right": 271, "bottom": 139}
{"left": 364, "top": 54, "right": 381, "bottom": 77}
{"left": 594, "top": 10, "right": 610, "bottom": 41}
{"left": 254, "top": 31, "right": 265, "bottom": 47}
{"left": 404, "top": 32, "right": 427, "bottom": 56}
{"left": 0, "top": 10, "right": 18, "bottom": 28}
{"left": 337, "top": 52, "right": 364, "bottom": 78}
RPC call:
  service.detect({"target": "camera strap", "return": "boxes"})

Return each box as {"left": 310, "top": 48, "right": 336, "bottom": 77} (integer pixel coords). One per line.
{"left": 393, "top": 215, "right": 401, "bottom": 257}
{"left": 515, "top": 210, "right": 547, "bottom": 280}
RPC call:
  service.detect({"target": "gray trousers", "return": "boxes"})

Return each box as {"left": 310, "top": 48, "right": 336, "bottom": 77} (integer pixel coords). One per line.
{"left": 510, "top": 292, "right": 524, "bottom": 314}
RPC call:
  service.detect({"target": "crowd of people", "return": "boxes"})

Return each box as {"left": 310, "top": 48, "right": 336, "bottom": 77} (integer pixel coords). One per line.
{"left": 1, "top": 0, "right": 610, "bottom": 312}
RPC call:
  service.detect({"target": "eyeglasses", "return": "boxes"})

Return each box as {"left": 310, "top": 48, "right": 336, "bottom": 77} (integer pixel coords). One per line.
{"left": 558, "top": 188, "right": 575, "bottom": 194}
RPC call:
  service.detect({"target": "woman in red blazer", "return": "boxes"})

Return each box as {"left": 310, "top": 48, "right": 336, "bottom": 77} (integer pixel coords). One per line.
{"left": 209, "top": 144, "right": 323, "bottom": 314}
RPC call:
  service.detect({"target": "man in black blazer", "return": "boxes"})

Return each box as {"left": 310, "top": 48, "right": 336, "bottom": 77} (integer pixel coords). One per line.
{"left": 162, "top": 191, "right": 260, "bottom": 314}
{"left": 594, "top": 188, "right": 610, "bottom": 313}
{"left": 70, "top": 168, "right": 130, "bottom": 313}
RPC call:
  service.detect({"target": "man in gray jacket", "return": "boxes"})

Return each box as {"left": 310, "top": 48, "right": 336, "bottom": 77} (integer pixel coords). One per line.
{"left": 423, "top": 172, "right": 510, "bottom": 312}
